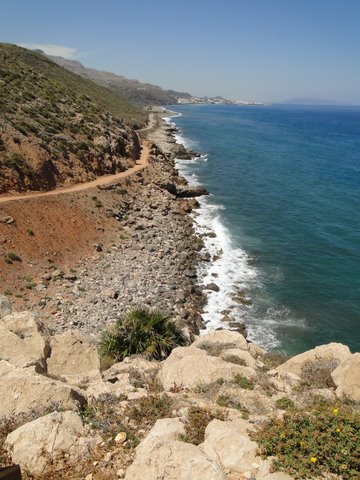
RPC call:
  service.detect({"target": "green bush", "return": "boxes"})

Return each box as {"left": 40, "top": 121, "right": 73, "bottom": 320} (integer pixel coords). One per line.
{"left": 233, "top": 373, "right": 254, "bottom": 390}
{"left": 99, "top": 307, "right": 185, "bottom": 361}
{"left": 253, "top": 405, "right": 360, "bottom": 479}
{"left": 275, "top": 397, "right": 295, "bottom": 410}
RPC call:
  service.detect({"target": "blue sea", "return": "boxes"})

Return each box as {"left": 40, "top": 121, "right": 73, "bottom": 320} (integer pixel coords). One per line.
{"left": 165, "top": 104, "right": 360, "bottom": 355}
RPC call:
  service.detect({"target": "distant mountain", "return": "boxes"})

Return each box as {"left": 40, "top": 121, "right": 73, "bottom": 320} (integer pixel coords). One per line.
{"left": 0, "top": 44, "right": 145, "bottom": 193}
{"left": 46, "top": 54, "right": 191, "bottom": 106}
{"left": 282, "top": 98, "right": 342, "bottom": 106}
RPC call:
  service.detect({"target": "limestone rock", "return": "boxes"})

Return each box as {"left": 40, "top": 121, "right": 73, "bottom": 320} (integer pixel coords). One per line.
{"left": 6, "top": 411, "right": 100, "bottom": 474}
{"left": 124, "top": 440, "right": 225, "bottom": 480}
{"left": 47, "top": 330, "right": 101, "bottom": 386}
{"left": 158, "top": 348, "right": 257, "bottom": 391}
{"left": 201, "top": 418, "right": 260, "bottom": 475}
{"left": 248, "top": 344, "right": 267, "bottom": 359}
{"left": 0, "top": 295, "right": 12, "bottom": 318}
{"left": 193, "top": 330, "right": 248, "bottom": 351}
{"left": 221, "top": 349, "right": 258, "bottom": 369}
{"left": 0, "top": 311, "right": 50, "bottom": 371}
{"left": 276, "top": 343, "right": 351, "bottom": 377}
{"left": 135, "top": 418, "right": 185, "bottom": 458}
{"left": 0, "top": 360, "right": 86, "bottom": 419}
{"left": 331, "top": 353, "right": 360, "bottom": 402}
{"left": 102, "top": 355, "right": 159, "bottom": 382}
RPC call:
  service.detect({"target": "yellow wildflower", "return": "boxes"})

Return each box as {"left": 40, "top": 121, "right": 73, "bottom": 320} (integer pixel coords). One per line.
{"left": 336, "top": 428, "right": 340, "bottom": 433}
{"left": 332, "top": 408, "right": 339, "bottom": 414}
{"left": 280, "top": 433, "right": 286, "bottom": 438}
{"left": 310, "top": 457, "right": 317, "bottom": 464}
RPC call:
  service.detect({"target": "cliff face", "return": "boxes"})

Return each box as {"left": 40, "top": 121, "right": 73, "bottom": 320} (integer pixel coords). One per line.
{"left": 0, "top": 44, "right": 144, "bottom": 193}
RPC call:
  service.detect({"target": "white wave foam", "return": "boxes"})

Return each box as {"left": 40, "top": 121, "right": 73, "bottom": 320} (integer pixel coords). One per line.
{"left": 164, "top": 115, "right": 305, "bottom": 351}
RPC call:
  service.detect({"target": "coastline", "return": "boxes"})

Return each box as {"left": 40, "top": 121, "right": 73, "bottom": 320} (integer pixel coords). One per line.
{"left": 37, "top": 109, "right": 209, "bottom": 339}
{"left": 160, "top": 108, "right": 255, "bottom": 342}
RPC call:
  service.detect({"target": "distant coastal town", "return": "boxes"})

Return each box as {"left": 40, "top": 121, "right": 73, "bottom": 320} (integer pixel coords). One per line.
{"left": 177, "top": 96, "right": 265, "bottom": 105}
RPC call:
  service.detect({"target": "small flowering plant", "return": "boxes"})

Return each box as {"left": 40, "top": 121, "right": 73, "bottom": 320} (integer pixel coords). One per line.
{"left": 252, "top": 404, "right": 360, "bottom": 479}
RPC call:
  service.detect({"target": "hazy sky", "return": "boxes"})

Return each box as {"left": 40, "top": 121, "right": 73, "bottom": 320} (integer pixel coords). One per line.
{"left": 2, "top": 0, "right": 360, "bottom": 104}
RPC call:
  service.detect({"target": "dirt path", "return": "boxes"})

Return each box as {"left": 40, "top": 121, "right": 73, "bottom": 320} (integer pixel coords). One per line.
{"left": 0, "top": 144, "right": 150, "bottom": 204}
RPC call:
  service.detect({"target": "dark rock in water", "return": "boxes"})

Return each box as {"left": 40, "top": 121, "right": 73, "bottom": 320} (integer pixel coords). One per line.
{"left": 175, "top": 186, "right": 209, "bottom": 198}
{"left": 175, "top": 144, "right": 196, "bottom": 160}
{"left": 231, "top": 325, "right": 248, "bottom": 339}
{"left": 205, "top": 283, "right": 220, "bottom": 292}
{"left": 231, "top": 291, "right": 253, "bottom": 306}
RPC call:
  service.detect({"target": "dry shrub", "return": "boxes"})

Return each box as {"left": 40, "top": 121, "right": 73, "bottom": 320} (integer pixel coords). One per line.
{"left": 222, "top": 354, "right": 246, "bottom": 366}
{"left": 217, "top": 394, "right": 250, "bottom": 419}
{"left": 179, "top": 406, "right": 227, "bottom": 445}
{"left": 262, "top": 352, "right": 289, "bottom": 370}
{"left": 197, "top": 341, "right": 236, "bottom": 357}
{"left": 301, "top": 357, "right": 340, "bottom": 388}
{"left": 126, "top": 394, "right": 174, "bottom": 429}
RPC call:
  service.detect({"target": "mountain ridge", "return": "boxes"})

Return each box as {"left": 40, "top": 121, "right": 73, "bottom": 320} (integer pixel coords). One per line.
{"left": 0, "top": 43, "right": 145, "bottom": 194}
{"left": 45, "top": 53, "right": 192, "bottom": 106}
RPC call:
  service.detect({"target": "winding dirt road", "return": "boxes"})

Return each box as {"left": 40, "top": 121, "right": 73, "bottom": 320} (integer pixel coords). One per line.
{"left": 0, "top": 144, "right": 150, "bottom": 204}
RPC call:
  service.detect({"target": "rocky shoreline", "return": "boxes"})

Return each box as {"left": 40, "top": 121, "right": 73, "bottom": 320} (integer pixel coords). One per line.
{"left": 42, "top": 111, "right": 210, "bottom": 339}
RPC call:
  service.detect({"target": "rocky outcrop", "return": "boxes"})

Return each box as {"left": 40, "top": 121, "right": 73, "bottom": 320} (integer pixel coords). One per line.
{"left": 276, "top": 343, "right": 351, "bottom": 377}
{"left": 124, "top": 440, "right": 226, "bottom": 480}
{"left": 157, "top": 345, "right": 257, "bottom": 391}
{"left": 331, "top": 353, "right": 360, "bottom": 402}
{"left": 201, "top": 418, "right": 260, "bottom": 475}
{"left": 193, "top": 330, "right": 249, "bottom": 351}
{"left": 135, "top": 418, "right": 185, "bottom": 458}
{"left": 0, "top": 360, "right": 86, "bottom": 419}
{"left": 6, "top": 411, "right": 101, "bottom": 474}
{"left": 0, "top": 311, "right": 50, "bottom": 372}
{"left": 46, "top": 329, "right": 101, "bottom": 386}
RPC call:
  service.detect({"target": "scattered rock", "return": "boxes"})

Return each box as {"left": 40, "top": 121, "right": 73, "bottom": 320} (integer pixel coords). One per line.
{"left": 115, "top": 431, "right": 127, "bottom": 444}
{"left": 47, "top": 330, "right": 101, "bottom": 386}
{"left": 6, "top": 411, "right": 101, "bottom": 474}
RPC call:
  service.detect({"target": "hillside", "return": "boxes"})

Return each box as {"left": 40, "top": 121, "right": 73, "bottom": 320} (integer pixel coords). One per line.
{"left": 47, "top": 54, "right": 192, "bottom": 106}
{"left": 0, "top": 43, "right": 146, "bottom": 194}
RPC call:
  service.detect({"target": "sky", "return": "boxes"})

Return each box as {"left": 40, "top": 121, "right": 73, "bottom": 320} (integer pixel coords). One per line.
{"left": 1, "top": 0, "right": 360, "bottom": 104}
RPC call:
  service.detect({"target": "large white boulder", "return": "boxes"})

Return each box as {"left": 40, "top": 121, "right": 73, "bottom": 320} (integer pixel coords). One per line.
{"left": 157, "top": 347, "right": 257, "bottom": 391}
{"left": 124, "top": 440, "right": 226, "bottom": 480}
{"left": 6, "top": 411, "right": 100, "bottom": 474}
{"left": 135, "top": 418, "right": 185, "bottom": 457}
{"left": 331, "top": 353, "right": 360, "bottom": 402}
{"left": 0, "top": 311, "right": 50, "bottom": 372}
{"left": 201, "top": 418, "right": 261, "bottom": 475}
{"left": 0, "top": 360, "right": 86, "bottom": 419}
{"left": 47, "top": 330, "right": 101, "bottom": 386}
{"left": 276, "top": 343, "right": 351, "bottom": 377}
{"left": 193, "top": 330, "right": 248, "bottom": 351}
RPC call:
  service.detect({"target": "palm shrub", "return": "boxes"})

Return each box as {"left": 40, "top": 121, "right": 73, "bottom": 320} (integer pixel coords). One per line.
{"left": 99, "top": 307, "right": 185, "bottom": 361}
